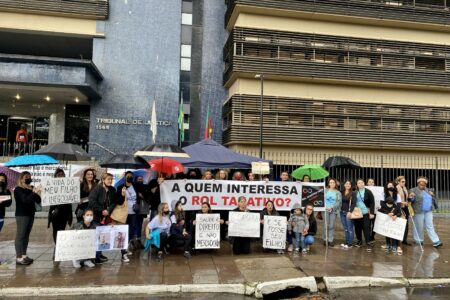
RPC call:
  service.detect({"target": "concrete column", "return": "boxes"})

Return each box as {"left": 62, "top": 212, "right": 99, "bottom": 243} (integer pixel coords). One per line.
{"left": 48, "top": 107, "right": 65, "bottom": 144}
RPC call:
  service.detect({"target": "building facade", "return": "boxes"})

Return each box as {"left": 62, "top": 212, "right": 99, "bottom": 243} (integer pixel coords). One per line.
{"left": 223, "top": 0, "right": 450, "bottom": 168}
{"left": 0, "top": 0, "right": 226, "bottom": 157}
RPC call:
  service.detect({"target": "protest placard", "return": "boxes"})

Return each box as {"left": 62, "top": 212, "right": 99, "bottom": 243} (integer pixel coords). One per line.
{"left": 55, "top": 230, "right": 96, "bottom": 261}
{"left": 252, "top": 162, "right": 270, "bottom": 175}
{"left": 366, "top": 186, "right": 385, "bottom": 214}
{"left": 160, "top": 180, "right": 301, "bottom": 211}
{"left": 11, "top": 164, "right": 85, "bottom": 184}
{"left": 40, "top": 177, "right": 80, "bottom": 206}
{"left": 373, "top": 212, "right": 407, "bottom": 240}
{"left": 96, "top": 225, "right": 129, "bottom": 251}
{"left": 195, "top": 213, "right": 221, "bottom": 249}
{"left": 263, "top": 215, "right": 287, "bottom": 249}
{"left": 301, "top": 183, "right": 325, "bottom": 211}
{"left": 228, "top": 211, "right": 260, "bottom": 238}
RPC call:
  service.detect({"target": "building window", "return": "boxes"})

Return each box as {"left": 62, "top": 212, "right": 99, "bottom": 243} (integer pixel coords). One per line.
{"left": 181, "top": 57, "right": 191, "bottom": 71}
{"left": 181, "top": 13, "right": 192, "bottom": 25}
{"left": 181, "top": 44, "right": 191, "bottom": 58}
{"left": 415, "top": 57, "right": 445, "bottom": 71}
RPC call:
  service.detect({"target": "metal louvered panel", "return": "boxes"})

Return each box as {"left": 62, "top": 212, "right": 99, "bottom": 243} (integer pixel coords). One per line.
{"left": 0, "top": 0, "right": 109, "bottom": 20}
{"left": 225, "top": 0, "right": 450, "bottom": 27}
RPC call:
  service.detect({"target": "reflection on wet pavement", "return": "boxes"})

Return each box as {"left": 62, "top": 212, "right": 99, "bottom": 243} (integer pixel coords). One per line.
{"left": 0, "top": 216, "right": 449, "bottom": 289}
{"left": 331, "top": 287, "right": 450, "bottom": 300}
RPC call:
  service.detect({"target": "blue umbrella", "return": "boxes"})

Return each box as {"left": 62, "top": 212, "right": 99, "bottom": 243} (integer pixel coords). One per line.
{"left": 4, "top": 154, "right": 59, "bottom": 167}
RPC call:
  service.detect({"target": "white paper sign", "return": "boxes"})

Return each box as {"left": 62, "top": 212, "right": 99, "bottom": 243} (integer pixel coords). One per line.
{"left": 373, "top": 212, "right": 407, "bottom": 240}
{"left": 96, "top": 225, "right": 129, "bottom": 251}
{"left": 366, "top": 186, "right": 385, "bottom": 214}
{"left": 41, "top": 177, "right": 80, "bottom": 206}
{"left": 55, "top": 230, "right": 96, "bottom": 261}
{"left": 252, "top": 162, "right": 270, "bottom": 175}
{"left": 195, "top": 214, "right": 221, "bottom": 249}
{"left": 11, "top": 164, "right": 85, "bottom": 184}
{"left": 228, "top": 211, "right": 260, "bottom": 238}
{"left": 263, "top": 215, "right": 287, "bottom": 249}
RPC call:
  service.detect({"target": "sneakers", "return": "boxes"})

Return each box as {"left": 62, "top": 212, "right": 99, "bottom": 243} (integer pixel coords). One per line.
{"left": 98, "top": 255, "right": 108, "bottom": 262}
{"left": 433, "top": 241, "right": 443, "bottom": 248}
{"left": 302, "top": 248, "right": 308, "bottom": 254}
{"left": 340, "top": 243, "right": 346, "bottom": 248}
{"left": 94, "top": 258, "right": 104, "bottom": 265}
{"left": 184, "top": 251, "right": 191, "bottom": 259}
{"left": 328, "top": 242, "right": 335, "bottom": 248}
{"left": 72, "top": 260, "right": 81, "bottom": 268}
{"left": 293, "top": 248, "right": 299, "bottom": 256}
{"left": 287, "top": 244, "right": 293, "bottom": 252}
{"left": 16, "top": 258, "right": 31, "bottom": 265}
{"left": 157, "top": 251, "right": 163, "bottom": 261}
{"left": 121, "top": 254, "right": 130, "bottom": 263}
{"left": 277, "top": 249, "right": 284, "bottom": 255}
{"left": 367, "top": 240, "right": 375, "bottom": 246}
{"left": 354, "top": 241, "right": 362, "bottom": 248}
{"left": 84, "top": 260, "right": 95, "bottom": 268}
{"left": 306, "top": 245, "right": 310, "bottom": 252}
{"left": 385, "top": 246, "right": 391, "bottom": 254}
{"left": 23, "top": 256, "right": 34, "bottom": 264}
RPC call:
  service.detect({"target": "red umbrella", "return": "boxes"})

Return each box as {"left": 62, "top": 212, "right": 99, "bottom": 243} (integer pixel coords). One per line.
{"left": 148, "top": 158, "right": 185, "bottom": 175}
{"left": 0, "top": 166, "right": 20, "bottom": 190}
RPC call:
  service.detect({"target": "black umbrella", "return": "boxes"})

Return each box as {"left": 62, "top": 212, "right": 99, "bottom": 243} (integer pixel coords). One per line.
{"left": 134, "top": 144, "right": 190, "bottom": 158}
{"left": 100, "top": 154, "right": 150, "bottom": 169}
{"left": 322, "top": 156, "right": 361, "bottom": 169}
{"left": 35, "top": 142, "right": 91, "bottom": 161}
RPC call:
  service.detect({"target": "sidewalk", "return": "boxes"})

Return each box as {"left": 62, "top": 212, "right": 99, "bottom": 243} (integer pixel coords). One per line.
{"left": 0, "top": 216, "right": 449, "bottom": 293}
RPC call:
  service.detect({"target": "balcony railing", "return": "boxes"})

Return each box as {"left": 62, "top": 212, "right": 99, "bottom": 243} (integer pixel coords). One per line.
{"left": 226, "top": 0, "right": 450, "bottom": 27}
{"left": 224, "top": 28, "right": 450, "bottom": 88}
{"left": 0, "top": 0, "right": 109, "bottom": 20}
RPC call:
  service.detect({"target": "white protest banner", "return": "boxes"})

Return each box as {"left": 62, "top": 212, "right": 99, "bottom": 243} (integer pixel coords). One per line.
{"left": 228, "top": 211, "right": 260, "bottom": 238}
{"left": 252, "top": 161, "right": 270, "bottom": 175}
{"left": 96, "top": 225, "right": 129, "bottom": 251}
{"left": 160, "top": 180, "right": 301, "bottom": 211}
{"left": 195, "top": 213, "right": 221, "bottom": 249}
{"left": 373, "top": 212, "right": 407, "bottom": 240}
{"left": 40, "top": 177, "right": 80, "bottom": 206}
{"left": 263, "top": 215, "right": 287, "bottom": 250}
{"left": 366, "top": 186, "right": 385, "bottom": 214}
{"left": 301, "top": 182, "right": 325, "bottom": 212}
{"left": 55, "top": 230, "right": 96, "bottom": 261}
{"left": 11, "top": 164, "right": 85, "bottom": 184}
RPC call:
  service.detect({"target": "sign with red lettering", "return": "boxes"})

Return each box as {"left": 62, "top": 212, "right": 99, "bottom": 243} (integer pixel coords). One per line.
{"left": 160, "top": 180, "right": 320, "bottom": 211}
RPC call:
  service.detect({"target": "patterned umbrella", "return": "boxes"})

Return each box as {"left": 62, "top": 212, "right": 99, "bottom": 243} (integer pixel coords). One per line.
{"left": 0, "top": 166, "right": 20, "bottom": 190}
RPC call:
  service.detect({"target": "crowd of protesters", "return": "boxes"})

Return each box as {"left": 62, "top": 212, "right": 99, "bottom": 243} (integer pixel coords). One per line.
{"left": 0, "top": 168, "right": 443, "bottom": 268}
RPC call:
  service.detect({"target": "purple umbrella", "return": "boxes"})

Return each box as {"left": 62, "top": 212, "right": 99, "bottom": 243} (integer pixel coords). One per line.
{"left": 0, "top": 166, "right": 20, "bottom": 190}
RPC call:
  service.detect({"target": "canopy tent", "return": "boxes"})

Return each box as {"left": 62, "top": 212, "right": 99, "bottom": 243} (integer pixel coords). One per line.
{"left": 176, "top": 139, "right": 272, "bottom": 169}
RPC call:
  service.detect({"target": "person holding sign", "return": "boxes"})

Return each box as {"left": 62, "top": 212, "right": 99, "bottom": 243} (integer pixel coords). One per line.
{"left": 14, "top": 171, "right": 42, "bottom": 265}
{"left": 71, "top": 209, "right": 97, "bottom": 268}
{"left": 75, "top": 169, "right": 97, "bottom": 222}
{"left": 288, "top": 203, "right": 309, "bottom": 255}
{"left": 260, "top": 200, "right": 282, "bottom": 254}
{"left": 396, "top": 176, "right": 412, "bottom": 246}
{"left": 48, "top": 169, "right": 73, "bottom": 250}
{"left": 409, "top": 177, "right": 442, "bottom": 248}
{"left": 351, "top": 179, "right": 375, "bottom": 252}
{"left": 146, "top": 203, "right": 172, "bottom": 261}
{"left": 378, "top": 197, "right": 402, "bottom": 255}
{"left": 190, "top": 202, "right": 224, "bottom": 250}
{"left": 227, "top": 196, "right": 252, "bottom": 255}
{"left": 169, "top": 200, "right": 192, "bottom": 259}
{"left": 323, "top": 178, "right": 342, "bottom": 248}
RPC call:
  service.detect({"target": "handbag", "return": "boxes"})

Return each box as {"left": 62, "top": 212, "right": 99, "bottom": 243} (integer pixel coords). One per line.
{"left": 111, "top": 193, "right": 128, "bottom": 224}
{"left": 349, "top": 196, "right": 363, "bottom": 219}
{"left": 35, "top": 201, "right": 42, "bottom": 212}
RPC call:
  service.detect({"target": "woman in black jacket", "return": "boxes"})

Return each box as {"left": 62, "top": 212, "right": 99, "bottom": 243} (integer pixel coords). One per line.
{"left": 350, "top": 179, "right": 375, "bottom": 252}
{"left": 303, "top": 204, "right": 317, "bottom": 253}
{"left": 170, "top": 200, "right": 192, "bottom": 258}
{"left": 48, "top": 169, "right": 73, "bottom": 249}
{"left": 0, "top": 173, "right": 12, "bottom": 233}
{"left": 14, "top": 171, "right": 41, "bottom": 265}
{"left": 75, "top": 168, "right": 97, "bottom": 222}
{"left": 378, "top": 196, "right": 402, "bottom": 255}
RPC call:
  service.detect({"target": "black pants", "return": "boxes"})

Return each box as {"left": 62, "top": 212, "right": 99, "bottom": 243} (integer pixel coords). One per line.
{"left": 370, "top": 215, "right": 376, "bottom": 241}
{"left": 170, "top": 232, "right": 192, "bottom": 252}
{"left": 354, "top": 214, "right": 371, "bottom": 244}
{"left": 155, "top": 232, "right": 169, "bottom": 252}
{"left": 15, "top": 216, "right": 34, "bottom": 257}
{"left": 232, "top": 237, "right": 251, "bottom": 254}
{"left": 51, "top": 221, "right": 68, "bottom": 244}
{"left": 402, "top": 206, "right": 410, "bottom": 243}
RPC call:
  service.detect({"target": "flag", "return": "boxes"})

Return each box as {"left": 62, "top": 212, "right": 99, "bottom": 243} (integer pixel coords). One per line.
{"left": 204, "top": 105, "right": 213, "bottom": 139}
{"left": 178, "top": 102, "right": 184, "bottom": 143}
{"left": 151, "top": 101, "right": 157, "bottom": 144}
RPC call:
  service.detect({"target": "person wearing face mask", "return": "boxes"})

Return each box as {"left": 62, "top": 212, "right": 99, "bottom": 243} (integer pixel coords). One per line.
{"left": 48, "top": 169, "right": 73, "bottom": 255}
{"left": 409, "top": 177, "right": 442, "bottom": 248}
{"left": 169, "top": 200, "right": 192, "bottom": 259}
{"left": 14, "top": 171, "right": 42, "bottom": 265}
{"left": 115, "top": 171, "right": 146, "bottom": 252}
{"left": 378, "top": 197, "right": 402, "bottom": 255}
{"left": 71, "top": 209, "right": 97, "bottom": 268}
{"left": 146, "top": 202, "right": 172, "bottom": 261}
{"left": 0, "top": 173, "right": 12, "bottom": 264}
{"left": 232, "top": 171, "right": 246, "bottom": 181}
{"left": 382, "top": 182, "right": 400, "bottom": 251}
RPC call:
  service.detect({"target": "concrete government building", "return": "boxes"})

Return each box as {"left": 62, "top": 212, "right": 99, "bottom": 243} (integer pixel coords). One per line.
{"left": 222, "top": 0, "right": 450, "bottom": 169}
{"left": 0, "top": 0, "right": 226, "bottom": 157}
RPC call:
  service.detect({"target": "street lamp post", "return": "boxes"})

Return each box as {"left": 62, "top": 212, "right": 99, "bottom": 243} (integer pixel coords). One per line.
{"left": 255, "top": 74, "right": 264, "bottom": 159}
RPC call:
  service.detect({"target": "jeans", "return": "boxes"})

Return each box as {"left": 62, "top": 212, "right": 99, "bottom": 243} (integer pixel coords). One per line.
{"left": 293, "top": 231, "right": 305, "bottom": 250}
{"left": 412, "top": 211, "right": 440, "bottom": 244}
{"left": 126, "top": 214, "right": 140, "bottom": 240}
{"left": 322, "top": 211, "right": 337, "bottom": 242}
{"left": 340, "top": 211, "right": 354, "bottom": 246}
{"left": 386, "top": 237, "right": 398, "bottom": 249}
{"left": 0, "top": 219, "right": 4, "bottom": 232}
{"left": 304, "top": 235, "right": 314, "bottom": 246}
{"left": 15, "top": 216, "right": 34, "bottom": 257}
